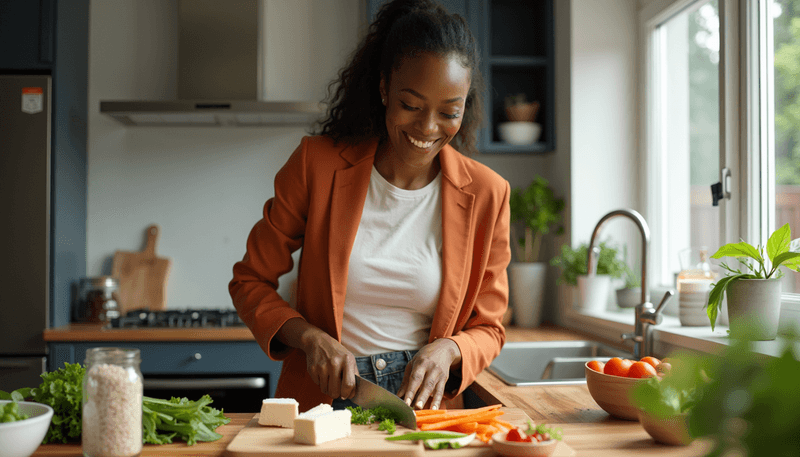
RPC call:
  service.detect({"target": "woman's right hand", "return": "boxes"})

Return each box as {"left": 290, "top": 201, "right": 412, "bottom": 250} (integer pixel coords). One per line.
{"left": 277, "top": 318, "right": 358, "bottom": 400}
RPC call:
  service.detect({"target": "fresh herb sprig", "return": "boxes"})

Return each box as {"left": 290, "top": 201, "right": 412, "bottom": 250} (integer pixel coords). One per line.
{"left": 346, "top": 406, "right": 400, "bottom": 434}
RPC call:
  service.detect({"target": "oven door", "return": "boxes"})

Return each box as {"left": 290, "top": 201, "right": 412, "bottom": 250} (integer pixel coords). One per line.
{"left": 143, "top": 374, "right": 269, "bottom": 412}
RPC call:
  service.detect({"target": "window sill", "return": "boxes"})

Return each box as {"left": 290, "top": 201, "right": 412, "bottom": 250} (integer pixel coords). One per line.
{"left": 560, "top": 307, "right": 799, "bottom": 359}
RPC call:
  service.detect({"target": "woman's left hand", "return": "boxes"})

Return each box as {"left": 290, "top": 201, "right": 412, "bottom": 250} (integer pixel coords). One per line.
{"left": 396, "top": 338, "right": 462, "bottom": 410}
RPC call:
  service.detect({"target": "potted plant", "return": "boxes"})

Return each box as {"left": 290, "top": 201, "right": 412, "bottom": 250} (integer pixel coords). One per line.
{"left": 705, "top": 223, "right": 800, "bottom": 340}
{"left": 615, "top": 245, "right": 641, "bottom": 308}
{"left": 616, "top": 264, "right": 641, "bottom": 309}
{"left": 498, "top": 94, "right": 542, "bottom": 145}
{"left": 507, "top": 176, "right": 564, "bottom": 327}
{"left": 551, "top": 241, "right": 628, "bottom": 312}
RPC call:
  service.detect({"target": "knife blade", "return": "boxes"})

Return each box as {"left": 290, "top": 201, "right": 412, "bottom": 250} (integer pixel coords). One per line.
{"left": 351, "top": 376, "right": 417, "bottom": 430}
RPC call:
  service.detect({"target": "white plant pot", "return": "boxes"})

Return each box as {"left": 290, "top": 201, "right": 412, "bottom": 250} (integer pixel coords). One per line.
{"left": 726, "top": 278, "right": 782, "bottom": 340}
{"left": 508, "top": 262, "right": 547, "bottom": 328}
{"left": 616, "top": 287, "right": 641, "bottom": 308}
{"left": 577, "top": 274, "right": 611, "bottom": 313}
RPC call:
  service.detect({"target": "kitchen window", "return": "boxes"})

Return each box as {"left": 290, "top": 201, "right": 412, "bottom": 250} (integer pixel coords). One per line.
{"left": 644, "top": 0, "right": 800, "bottom": 333}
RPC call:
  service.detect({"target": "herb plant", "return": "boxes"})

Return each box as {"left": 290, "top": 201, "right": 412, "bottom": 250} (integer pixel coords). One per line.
{"left": 509, "top": 176, "right": 564, "bottom": 263}
{"left": 550, "top": 241, "right": 627, "bottom": 286}
{"left": 705, "top": 223, "right": 800, "bottom": 330}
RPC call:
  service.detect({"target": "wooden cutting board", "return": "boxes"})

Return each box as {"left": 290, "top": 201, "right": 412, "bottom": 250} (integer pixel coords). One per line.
{"left": 226, "top": 408, "right": 576, "bottom": 457}
{"left": 111, "top": 224, "right": 171, "bottom": 314}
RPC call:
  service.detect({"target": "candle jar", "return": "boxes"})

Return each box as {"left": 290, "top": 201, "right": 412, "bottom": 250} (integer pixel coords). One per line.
{"left": 82, "top": 347, "right": 143, "bottom": 457}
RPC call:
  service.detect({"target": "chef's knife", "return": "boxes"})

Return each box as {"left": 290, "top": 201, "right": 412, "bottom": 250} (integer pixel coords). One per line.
{"left": 351, "top": 376, "right": 417, "bottom": 430}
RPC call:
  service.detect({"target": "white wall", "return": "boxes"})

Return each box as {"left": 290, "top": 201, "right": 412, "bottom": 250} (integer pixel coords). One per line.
{"left": 86, "top": 0, "right": 360, "bottom": 309}
{"left": 570, "top": 0, "right": 641, "bottom": 266}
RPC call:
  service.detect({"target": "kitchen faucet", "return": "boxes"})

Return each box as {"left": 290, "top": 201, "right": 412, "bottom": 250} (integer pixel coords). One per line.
{"left": 587, "top": 209, "right": 673, "bottom": 359}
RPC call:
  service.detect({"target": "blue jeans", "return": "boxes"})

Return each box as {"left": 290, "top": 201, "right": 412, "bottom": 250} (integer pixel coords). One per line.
{"left": 331, "top": 349, "right": 418, "bottom": 410}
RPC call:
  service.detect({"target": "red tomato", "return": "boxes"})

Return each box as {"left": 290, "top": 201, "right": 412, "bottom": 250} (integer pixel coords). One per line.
{"left": 506, "top": 428, "right": 526, "bottom": 442}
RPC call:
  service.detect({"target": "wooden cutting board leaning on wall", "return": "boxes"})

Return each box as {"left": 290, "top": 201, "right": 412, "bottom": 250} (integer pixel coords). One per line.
{"left": 111, "top": 224, "right": 172, "bottom": 314}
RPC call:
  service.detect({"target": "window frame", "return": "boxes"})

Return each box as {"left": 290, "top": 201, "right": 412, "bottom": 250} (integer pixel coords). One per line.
{"left": 559, "top": 0, "right": 799, "bottom": 359}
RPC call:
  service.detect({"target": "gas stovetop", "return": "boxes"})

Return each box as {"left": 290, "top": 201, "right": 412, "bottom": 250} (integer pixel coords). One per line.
{"left": 109, "top": 309, "right": 245, "bottom": 328}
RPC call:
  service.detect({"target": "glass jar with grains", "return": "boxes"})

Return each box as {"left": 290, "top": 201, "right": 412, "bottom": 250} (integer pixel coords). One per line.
{"left": 82, "top": 347, "right": 143, "bottom": 457}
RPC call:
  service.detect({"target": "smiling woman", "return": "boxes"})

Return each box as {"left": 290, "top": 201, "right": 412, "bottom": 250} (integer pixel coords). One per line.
{"left": 229, "top": 0, "right": 511, "bottom": 414}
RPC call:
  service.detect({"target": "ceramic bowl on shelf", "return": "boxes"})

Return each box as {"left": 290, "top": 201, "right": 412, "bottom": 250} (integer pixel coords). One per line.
{"left": 491, "top": 432, "right": 559, "bottom": 457}
{"left": 0, "top": 400, "right": 54, "bottom": 457}
{"left": 498, "top": 121, "right": 542, "bottom": 145}
{"left": 584, "top": 363, "right": 647, "bottom": 420}
{"left": 637, "top": 410, "right": 694, "bottom": 446}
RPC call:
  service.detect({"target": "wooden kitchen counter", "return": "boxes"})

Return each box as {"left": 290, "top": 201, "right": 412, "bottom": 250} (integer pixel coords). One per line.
{"left": 43, "top": 322, "right": 256, "bottom": 341}
{"left": 32, "top": 323, "right": 713, "bottom": 456}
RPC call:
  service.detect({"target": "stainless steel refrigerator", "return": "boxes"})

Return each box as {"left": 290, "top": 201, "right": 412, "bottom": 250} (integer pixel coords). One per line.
{"left": 0, "top": 74, "right": 51, "bottom": 391}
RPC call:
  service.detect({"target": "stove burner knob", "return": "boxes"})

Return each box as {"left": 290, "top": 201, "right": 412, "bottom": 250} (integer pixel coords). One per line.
{"left": 194, "top": 353, "right": 202, "bottom": 360}
{"left": 191, "top": 311, "right": 200, "bottom": 320}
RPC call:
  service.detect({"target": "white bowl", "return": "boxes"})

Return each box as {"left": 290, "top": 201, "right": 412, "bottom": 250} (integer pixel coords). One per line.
{"left": 0, "top": 401, "right": 54, "bottom": 457}
{"left": 491, "top": 431, "right": 558, "bottom": 457}
{"left": 498, "top": 122, "right": 542, "bottom": 145}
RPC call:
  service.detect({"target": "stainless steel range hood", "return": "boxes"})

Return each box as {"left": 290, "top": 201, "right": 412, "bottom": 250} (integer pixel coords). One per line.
{"left": 100, "top": 0, "right": 324, "bottom": 127}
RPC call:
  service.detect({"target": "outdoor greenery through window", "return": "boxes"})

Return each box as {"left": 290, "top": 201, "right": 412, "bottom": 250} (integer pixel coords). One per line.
{"left": 771, "top": 0, "right": 800, "bottom": 294}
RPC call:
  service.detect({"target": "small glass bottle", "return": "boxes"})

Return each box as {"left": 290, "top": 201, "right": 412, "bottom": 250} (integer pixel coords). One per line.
{"left": 82, "top": 347, "right": 143, "bottom": 457}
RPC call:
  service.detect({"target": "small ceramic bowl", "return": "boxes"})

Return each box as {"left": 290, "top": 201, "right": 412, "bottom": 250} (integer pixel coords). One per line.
{"left": 498, "top": 121, "right": 542, "bottom": 145}
{"left": 584, "top": 363, "right": 647, "bottom": 420}
{"left": 0, "top": 401, "right": 54, "bottom": 457}
{"left": 637, "top": 410, "right": 694, "bottom": 445}
{"left": 491, "top": 432, "right": 558, "bottom": 457}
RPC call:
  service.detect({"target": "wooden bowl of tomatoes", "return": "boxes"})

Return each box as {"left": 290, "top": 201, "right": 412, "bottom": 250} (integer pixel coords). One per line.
{"left": 584, "top": 356, "right": 667, "bottom": 420}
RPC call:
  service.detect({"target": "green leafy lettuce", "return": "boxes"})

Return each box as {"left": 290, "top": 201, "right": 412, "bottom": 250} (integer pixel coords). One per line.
{"left": 0, "top": 401, "right": 29, "bottom": 423}
{"left": 142, "top": 395, "right": 231, "bottom": 445}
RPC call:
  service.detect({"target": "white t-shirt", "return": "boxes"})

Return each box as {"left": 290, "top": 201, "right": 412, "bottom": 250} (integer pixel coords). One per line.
{"left": 341, "top": 166, "right": 443, "bottom": 357}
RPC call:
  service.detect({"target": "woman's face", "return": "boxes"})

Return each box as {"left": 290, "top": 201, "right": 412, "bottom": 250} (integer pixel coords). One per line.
{"left": 380, "top": 53, "right": 471, "bottom": 170}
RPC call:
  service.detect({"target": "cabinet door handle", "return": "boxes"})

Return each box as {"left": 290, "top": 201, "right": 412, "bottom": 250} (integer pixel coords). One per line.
{"left": 193, "top": 353, "right": 202, "bottom": 360}
{"left": 143, "top": 377, "right": 266, "bottom": 390}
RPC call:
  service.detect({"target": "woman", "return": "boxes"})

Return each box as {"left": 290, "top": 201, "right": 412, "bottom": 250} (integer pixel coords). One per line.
{"left": 229, "top": 0, "right": 510, "bottom": 412}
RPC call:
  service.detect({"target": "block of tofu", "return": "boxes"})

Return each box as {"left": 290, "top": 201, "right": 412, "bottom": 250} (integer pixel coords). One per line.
{"left": 258, "top": 398, "right": 299, "bottom": 428}
{"left": 293, "top": 405, "right": 352, "bottom": 445}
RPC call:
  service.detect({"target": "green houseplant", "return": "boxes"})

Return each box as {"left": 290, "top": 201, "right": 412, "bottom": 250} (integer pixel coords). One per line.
{"left": 551, "top": 241, "right": 628, "bottom": 312}
{"left": 506, "top": 177, "right": 564, "bottom": 327}
{"left": 705, "top": 223, "right": 800, "bottom": 339}
{"left": 509, "top": 176, "right": 564, "bottom": 263}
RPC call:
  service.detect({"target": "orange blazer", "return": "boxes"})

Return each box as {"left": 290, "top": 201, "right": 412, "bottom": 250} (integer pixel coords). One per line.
{"left": 229, "top": 135, "right": 510, "bottom": 411}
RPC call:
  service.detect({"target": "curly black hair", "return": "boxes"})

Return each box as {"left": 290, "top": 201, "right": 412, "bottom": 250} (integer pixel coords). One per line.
{"left": 315, "top": 0, "right": 484, "bottom": 155}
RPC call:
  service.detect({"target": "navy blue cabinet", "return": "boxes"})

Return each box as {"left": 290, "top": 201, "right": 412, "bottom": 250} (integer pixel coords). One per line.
{"left": 49, "top": 341, "right": 282, "bottom": 399}
{"left": 0, "top": 0, "right": 55, "bottom": 69}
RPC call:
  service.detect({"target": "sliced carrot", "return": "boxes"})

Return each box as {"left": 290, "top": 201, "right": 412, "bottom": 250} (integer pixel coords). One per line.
{"left": 414, "top": 409, "right": 448, "bottom": 416}
{"left": 490, "top": 418, "right": 514, "bottom": 430}
{"left": 415, "top": 404, "right": 502, "bottom": 424}
{"left": 419, "top": 410, "right": 505, "bottom": 431}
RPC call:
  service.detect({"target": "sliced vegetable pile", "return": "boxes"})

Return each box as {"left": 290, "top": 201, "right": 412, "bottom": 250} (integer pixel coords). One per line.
{"left": 403, "top": 404, "right": 508, "bottom": 443}
{"left": 346, "top": 406, "right": 400, "bottom": 434}
{"left": 0, "top": 362, "right": 230, "bottom": 445}
{"left": 386, "top": 430, "right": 476, "bottom": 449}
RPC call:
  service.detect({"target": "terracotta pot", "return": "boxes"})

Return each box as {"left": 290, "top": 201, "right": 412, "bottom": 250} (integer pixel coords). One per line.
{"left": 505, "top": 102, "right": 539, "bottom": 122}
{"left": 726, "top": 278, "right": 782, "bottom": 340}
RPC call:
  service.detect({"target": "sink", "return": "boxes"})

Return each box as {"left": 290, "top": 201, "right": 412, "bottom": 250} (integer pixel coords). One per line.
{"left": 487, "top": 340, "right": 632, "bottom": 386}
